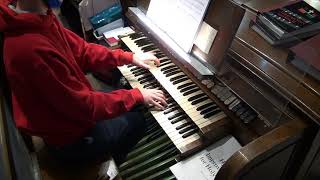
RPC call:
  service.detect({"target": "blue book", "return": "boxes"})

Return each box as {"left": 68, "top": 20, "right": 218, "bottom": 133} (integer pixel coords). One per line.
{"left": 90, "top": 3, "right": 122, "bottom": 29}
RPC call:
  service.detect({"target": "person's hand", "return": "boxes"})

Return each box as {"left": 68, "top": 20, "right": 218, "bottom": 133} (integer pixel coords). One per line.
{"left": 132, "top": 53, "right": 160, "bottom": 69}
{"left": 140, "top": 89, "right": 167, "bottom": 110}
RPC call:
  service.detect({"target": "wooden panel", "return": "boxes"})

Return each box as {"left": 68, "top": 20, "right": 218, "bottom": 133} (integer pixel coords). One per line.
{"left": 215, "top": 118, "right": 310, "bottom": 180}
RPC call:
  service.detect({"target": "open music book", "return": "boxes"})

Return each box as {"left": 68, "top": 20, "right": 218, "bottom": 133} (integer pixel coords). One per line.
{"left": 170, "top": 135, "right": 242, "bottom": 180}
{"left": 128, "top": 7, "right": 214, "bottom": 76}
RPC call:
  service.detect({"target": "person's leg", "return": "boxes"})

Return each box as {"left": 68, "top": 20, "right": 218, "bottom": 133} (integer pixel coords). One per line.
{"left": 47, "top": 110, "right": 146, "bottom": 164}
{"left": 101, "top": 110, "right": 146, "bottom": 163}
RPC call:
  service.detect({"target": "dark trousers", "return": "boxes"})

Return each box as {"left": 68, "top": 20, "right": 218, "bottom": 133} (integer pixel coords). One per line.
{"left": 48, "top": 110, "right": 145, "bottom": 164}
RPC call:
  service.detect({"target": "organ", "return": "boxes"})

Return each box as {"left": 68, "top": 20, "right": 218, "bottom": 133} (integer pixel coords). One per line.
{"left": 0, "top": 0, "right": 319, "bottom": 179}
{"left": 116, "top": 0, "right": 320, "bottom": 179}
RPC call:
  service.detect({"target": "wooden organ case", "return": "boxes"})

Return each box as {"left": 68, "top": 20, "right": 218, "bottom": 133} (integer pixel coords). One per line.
{"left": 116, "top": 0, "right": 320, "bottom": 179}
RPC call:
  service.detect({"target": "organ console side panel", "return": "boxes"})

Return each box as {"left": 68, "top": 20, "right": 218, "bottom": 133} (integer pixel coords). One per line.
{"left": 216, "top": 119, "right": 312, "bottom": 180}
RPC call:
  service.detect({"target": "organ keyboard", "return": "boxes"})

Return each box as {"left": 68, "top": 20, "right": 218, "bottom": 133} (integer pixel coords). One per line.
{"left": 118, "top": 32, "right": 231, "bottom": 155}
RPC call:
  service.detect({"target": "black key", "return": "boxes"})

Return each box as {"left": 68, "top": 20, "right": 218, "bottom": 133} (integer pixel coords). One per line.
{"left": 129, "top": 34, "right": 144, "bottom": 40}
{"left": 165, "top": 70, "right": 182, "bottom": 77}
{"left": 160, "top": 58, "right": 171, "bottom": 63}
{"left": 159, "top": 61, "right": 172, "bottom": 67}
{"left": 163, "top": 67, "right": 179, "bottom": 74}
{"left": 188, "top": 93, "right": 206, "bottom": 102}
{"left": 183, "top": 88, "right": 200, "bottom": 96}
{"left": 179, "top": 124, "right": 196, "bottom": 134}
{"left": 131, "top": 68, "right": 146, "bottom": 74}
{"left": 177, "top": 82, "right": 193, "bottom": 90}
{"left": 137, "top": 42, "right": 153, "bottom": 47}
{"left": 130, "top": 67, "right": 142, "bottom": 72}
{"left": 133, "top": 37, "right": 148, "bottom": 43}
{"left": 139, "top": 44, "right": 153, "bottom": 50}
{"left": 203, "top": 109, "right": 221, "bottom": 119}
{"left": 142, "top": 45, "right": 157, "bottom": 52}
{"left": 131, "top": 67, "right": 146, "bottom": 73}
{"left": 180, "top": 84, "right": 198, "bottom": 93}
{"left": 144, "top": 48, "right": 159, "bottom": 54}
{"left": 140, "top": 76, "right": 154, "bottom": 84}
{"left": 170, "top": 75, "right": 187, "bottom": 82}
{"left": 141, "top": 79, "right": 157, "bottom": 86}
{"left": 168, "top": 112, "right": 185, "bottom": 120}
{"left": 161, "top": 65, "right": 176, "bottom": 71}
{"left": 155, "top": 53, "right": 166, "bottom": 59}
{"left": 191, "top": 97, "right": 208, "bottom": 105}
{"left": 137, "top": 76, "right": 152, "bottom": 83}
{"left": 134, "top": 38, "right": 149, "bottom": 45}
{"left": 153, "top": 50, "right": 162, "bottom": 54}
{"left": 127, "top": 64, "right": 134, "bottom": 68}
{"left": 133, "top": 70, "right": 148, "bottom": 77}
{"left": 167, "top": 98, "right": 175, "bottom": 104}
{"left": 200, "top": 106, "right": 219, "bottom": 115}
{"left": 148, "top": 84, "right": 160, "bottom": 89}
{"left": 164, "top": 106, "right": 180, "bottom": 114}
{"left": 129, "top": 33, "right": 144, "bottom": 40}
{"left": 176, "top": 121, "right": 192, "bottom": 130}
{"left": 135, "top": 40, "right": 152, "bottom": 47}
{"left": 172, "top": 77, "right": 189, "bottom": 85}
{"left": 171, "top": 115, "right": 188, "bottom": 124}
{"left": 166, "top": 103, "right": 177, "bottom": 109}
{"left": 137, "top": 74, "right": 153, "bottom": 81}
{"left": 196, "top": 102, "right": 216, "bottom": 111}
{"left": 182, "top": 129, "right": 198, "bottom": 138}
{"left": 143, "top": 47, "right": 157, "bottom": 53}
{"left": 143, "top": 82, "right": 158, "bottom": 88}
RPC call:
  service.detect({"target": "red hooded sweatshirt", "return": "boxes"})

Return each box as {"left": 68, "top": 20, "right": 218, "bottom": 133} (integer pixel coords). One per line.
{"left": 0, "top": 2, "right": 144, "bottom": 146}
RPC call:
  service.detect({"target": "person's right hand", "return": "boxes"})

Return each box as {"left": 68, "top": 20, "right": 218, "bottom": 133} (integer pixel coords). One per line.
{"left": 140, "top": 89, "right": 167, "bottom": 110}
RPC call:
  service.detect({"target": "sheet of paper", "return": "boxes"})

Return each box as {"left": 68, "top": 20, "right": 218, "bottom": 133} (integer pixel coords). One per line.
{"left": 194, "top": 22, "right": 218, "bottom": 54}
{"left": 103, "top": 27, "right": 134, "bottom": 40}
{"left": 170, "top": 135, "right": 242, "bottom": 180}
{"left": 147, "top": 0, "right": 211, "bottom": 53}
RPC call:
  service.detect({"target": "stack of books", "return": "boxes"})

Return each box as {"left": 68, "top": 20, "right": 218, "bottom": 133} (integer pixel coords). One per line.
{"left": 250, "top": 0, "right": 320, "bottom": 46}
{"left": 103, "top": 27, "right": 134, "bottom": 48}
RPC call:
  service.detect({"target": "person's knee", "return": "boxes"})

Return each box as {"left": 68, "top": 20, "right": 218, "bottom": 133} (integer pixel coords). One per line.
{"left": 132, "top": 112, "right": 146, "bottom": 126}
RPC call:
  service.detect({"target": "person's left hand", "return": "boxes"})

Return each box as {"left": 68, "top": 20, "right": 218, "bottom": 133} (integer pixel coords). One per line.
{"left": 132, "top": 53, "right": 160, "bottom": 69}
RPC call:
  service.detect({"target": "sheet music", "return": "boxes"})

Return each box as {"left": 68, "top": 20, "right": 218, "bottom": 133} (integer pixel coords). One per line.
{"left": 147, "top": 0, "right": 211, "bottom": 53}
{"left": 194, "top": 22, "right": 218, "bottom": 54}
{"left": 170, "top": 136, "right": 242, "bottom": 180}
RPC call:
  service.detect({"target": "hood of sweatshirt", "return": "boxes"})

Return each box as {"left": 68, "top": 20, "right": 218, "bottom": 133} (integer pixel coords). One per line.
{"left": 0, "top": 1, "right": 54, "bottom": 33}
